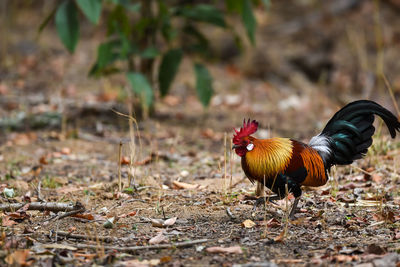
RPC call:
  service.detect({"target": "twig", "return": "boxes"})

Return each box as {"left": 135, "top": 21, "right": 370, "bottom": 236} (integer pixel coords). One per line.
{"left": 0, "top": 202, "right": 84, "bottom": 212}
{"left": 44, "top": 208, "right": 85, "bottom": 222}
{"left": 74, "top": 239, "right": 209, "bottom": 252}
{"left": 229, "top": 138, "right": 233, "bottom": 190}
{"left": 229, "top": 177, "right": 246, "bottom": 189}
{"left": 224, "top": 132, "right": 227, "bottom": 195}
{"left": 37, "top": 181, "right": 43, "bottom": 202}
{"left": 226, "top": 207, "right": 236, "bottom": 220}
{"left": 352, "top": 165, "right": 374, "bottom": 176}
{"left": 118, "top": 141, "right": 122, "bottom": 192}
{"left": 46, "top": 231, "right": 115, "bottom": 243}
{"left": 368, "top": 221, "right": 385, "bottom": 227}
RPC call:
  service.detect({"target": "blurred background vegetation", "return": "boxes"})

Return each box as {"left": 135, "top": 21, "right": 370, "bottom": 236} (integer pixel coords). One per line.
{"left": 0, "top": 0, "right": 399, "bottom": 138}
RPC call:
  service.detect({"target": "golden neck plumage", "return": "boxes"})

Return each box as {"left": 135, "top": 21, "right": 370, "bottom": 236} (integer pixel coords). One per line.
{"left": 244, "top": 138, "right": 293, "bottom": 179}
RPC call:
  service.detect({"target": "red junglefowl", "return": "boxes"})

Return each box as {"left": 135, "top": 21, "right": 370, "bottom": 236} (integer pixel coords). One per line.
{"left": 232, "top": 100, "right": 400, "bottom": 219}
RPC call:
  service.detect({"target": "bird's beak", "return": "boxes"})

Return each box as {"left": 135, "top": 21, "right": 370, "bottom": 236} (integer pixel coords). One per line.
{"left": 232, "top": 144, "right": 239, "bottom": 150}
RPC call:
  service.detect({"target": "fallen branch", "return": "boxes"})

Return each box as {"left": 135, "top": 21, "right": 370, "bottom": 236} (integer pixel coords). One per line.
{"left": 46, "top": 231, "right": 115, "bottom": 243}
{"left": 44, "top": 208, "right": 86, "bottom": 222}
{"left": 0, "top": 202, "right": 85, "bottom": 212}
{"left": 74, "top": 238, "right": 209, "bottom": 252}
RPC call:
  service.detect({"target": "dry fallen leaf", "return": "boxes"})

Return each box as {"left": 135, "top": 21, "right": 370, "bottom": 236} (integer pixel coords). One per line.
{"left": 274, "top": 229, "right": 286, "bottom": 243}
{"left": 0, "top": 83, "right": 8, "bottom": 95}
{"left": 372, "top": 210, "right": 395, "bottom": 223}
{"left": 172, "top": 181, "right": 199, "bottom": 190}
{"left": 151, "top": 219, "right": 165, "bottom": 228}
{"left": 121, "top": 156, "right": 130, "bottom": 165}
{"left": 5, "top": 250, "right": 31, "bottom": 266}
{"left": 149, "top": 232, "right": 168, "bottom": 245}
{"left": 71, "top": 213, "right": 95, "bottom": 221}
{"left": 206, "top": 246, "right": 243, "bottom": 254}
{"left": 163, "top": 217, "right": 177, "bottom": 226}
{"left": 97, "top": 91, "right": 118, "bottom": 102}
{"left": 117, "top": 259, "right": 149, "bottom": 267}
{"left": 2, "top": 216, "right": 18, "bottom": 227}
{"left": 242, "top": 219, "right": 256, "bottom": 228}
{"left": 68, "top": 226, "right": 77, "bottom": 233}
{"left": 371, "top": 173, "right": 383, "bottom": 184}
{"left": 120, "top": 211, "right": 137, "bottom": 218}
{"left": 394, "top": 231, "right": 400, "bottom": 240}
{"left": 160, "top": 256, "right": 172, "bottom": 263}
{"left": 60, "top": 147, "right": 71, "bottom": 155}
{"left": 163, "top": 95, "right": 181, "bottom": 106}
{"left": 332, "top": 254, "right": 359, "bottom": 263}
{"left": 266, "top": 218, "right": 281, "bottom": 228}
{"left": 39, "top": 155, "right": 49, "bottom": 165}
{"left": 10, "top": 133, "right": 37, "bottom": 146}
{"left": 151, "top": 217, "right": 177, "bottom": 228}
{"left": 141, "top": 259, "right": 161, "bottom": 266}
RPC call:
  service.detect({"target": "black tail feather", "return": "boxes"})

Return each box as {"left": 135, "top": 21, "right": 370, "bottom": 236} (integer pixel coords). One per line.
{"left": 321, "top": 100, "right": 400, "bottom": 167}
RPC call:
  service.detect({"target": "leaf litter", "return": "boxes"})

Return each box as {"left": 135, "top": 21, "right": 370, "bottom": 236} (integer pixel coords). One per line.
{"left": 1, "top": 2, "right": 400, "bottom": 266}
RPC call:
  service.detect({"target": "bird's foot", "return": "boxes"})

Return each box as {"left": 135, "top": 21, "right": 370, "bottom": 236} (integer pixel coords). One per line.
{"left": 252, "top": 195, "right": 280, "bottom": 211}
{"left": 252, "top": 197, "right": 266, "bottom": 211}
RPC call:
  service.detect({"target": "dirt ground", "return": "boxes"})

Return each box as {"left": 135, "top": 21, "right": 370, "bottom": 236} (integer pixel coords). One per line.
{"left": 0, "top": 1, "right": 400, "bottom": 266}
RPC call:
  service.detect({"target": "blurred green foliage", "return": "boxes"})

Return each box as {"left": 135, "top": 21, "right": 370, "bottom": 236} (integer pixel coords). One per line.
{"left": 40, "top": 0, "right": 269, "bottom": 113}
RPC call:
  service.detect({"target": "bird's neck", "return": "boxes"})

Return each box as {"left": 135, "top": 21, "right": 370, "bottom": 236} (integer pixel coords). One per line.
{"left": 244, "top": 138, "right": 293, "bottom": 178}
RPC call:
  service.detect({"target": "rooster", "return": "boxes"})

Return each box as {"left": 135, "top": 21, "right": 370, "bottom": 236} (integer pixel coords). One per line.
{"left": 232, "top": 100, "right": 400, "bottom": 219}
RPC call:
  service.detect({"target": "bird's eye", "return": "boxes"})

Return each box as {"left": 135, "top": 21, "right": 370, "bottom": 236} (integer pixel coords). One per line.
{"left": 246, "top": 143, "right": 254, "bottom": 151}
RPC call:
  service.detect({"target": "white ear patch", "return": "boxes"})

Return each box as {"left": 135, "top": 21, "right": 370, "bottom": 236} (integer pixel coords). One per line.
{"left": 246, "top": 143, "right": 254, "bottom": 151}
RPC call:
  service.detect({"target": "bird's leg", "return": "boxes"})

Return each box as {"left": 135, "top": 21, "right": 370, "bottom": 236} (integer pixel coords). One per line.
{"left": 289, "top": 197, "right": 300, "bottom": 220}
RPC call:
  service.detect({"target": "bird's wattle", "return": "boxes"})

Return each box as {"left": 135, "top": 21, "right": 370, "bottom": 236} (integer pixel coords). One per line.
{"left": 234, "top": 146, "right": 247, "bottom": 157}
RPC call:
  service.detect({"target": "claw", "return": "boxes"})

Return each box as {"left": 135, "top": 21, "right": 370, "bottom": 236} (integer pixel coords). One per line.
{"left": 252, "top": 195, "right": 281, "bottom": 211}
{"left": 252, "top": 197, "right": 266, "bottom": 211}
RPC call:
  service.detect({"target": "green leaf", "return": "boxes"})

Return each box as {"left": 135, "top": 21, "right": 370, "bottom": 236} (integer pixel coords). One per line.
{"left": 89, "top": 40, "right": 121, "bottom": 77}
{"left": 107, "top": 5, "right": 130, "bottom": 36}
{"left": 55, "top": 0, "right": 80, "bottom": 53}
{"left": 176, "top": 4, "right": 226, "bottom": 28}
{"left": 194, "top": 63, "right": 213, "bottom": 107}
{"left": 242, "top": 0, "right": 257, "bottom": 45}
{"left": 225, "top": 0, "right": 242, "bottom": 13}
{"left": 141, "top": 46, "right": 160, "bottom": 59}
{"left": 97, "top": 42, "right": 115, "bottom": 68}
{"left": 158, "top": 49, "right": 183, "bottom": 97}
{"left": 126, "top": 72, "right": 154, "bottom": 108}
{"left": 159, "top": 1, "right": 176, "bottom": 42}
{"left": 76, "top": 0, "right": 102, "bottom": 24}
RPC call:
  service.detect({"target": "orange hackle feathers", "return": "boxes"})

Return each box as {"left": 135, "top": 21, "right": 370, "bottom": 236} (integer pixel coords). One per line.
{"left": 244, "top": 138, "right": 293, "bottom": 181}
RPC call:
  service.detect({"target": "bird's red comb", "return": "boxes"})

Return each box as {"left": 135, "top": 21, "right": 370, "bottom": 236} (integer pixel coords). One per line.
{"left": 233, "top": 119, "right": 258, "bottom": 144}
